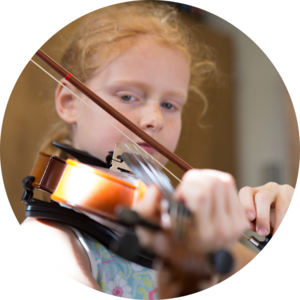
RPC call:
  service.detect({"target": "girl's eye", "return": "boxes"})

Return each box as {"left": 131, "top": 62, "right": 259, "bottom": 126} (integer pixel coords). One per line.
{"left": 121, "top": 95, "right": 135, "bottom": 101}
{"left": 161, "top": 102, "right": 175, "bottom": 110}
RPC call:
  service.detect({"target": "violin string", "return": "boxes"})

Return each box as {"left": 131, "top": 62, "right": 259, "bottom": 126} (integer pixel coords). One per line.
{"left": 123, "top": 150, "right": 191, "bottom": 236}
{"left": 123, "top": 142, "right": 176, "bottom": 193}
{"left": 143, "top": 155, "right": 173, "bottom": 195}
{"left": 129, "top": 150, "right": 174, "bottom": 197}
{"left": 119, "top": 131, "right": 182, "bottom": 185}
{"left": 30, "top": 59, "right": 181, "bottom": 183}
{"left": 242, "top": 234, "right": 250, "bottom": 240}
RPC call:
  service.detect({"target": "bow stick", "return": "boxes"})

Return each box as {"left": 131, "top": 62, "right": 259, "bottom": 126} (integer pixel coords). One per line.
{"left": 33, "top": 49, "right": 192, "bottom": 174}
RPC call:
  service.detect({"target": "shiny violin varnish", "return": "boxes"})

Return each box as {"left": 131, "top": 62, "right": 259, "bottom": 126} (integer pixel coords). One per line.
{"left": 29, "top": 152, "right": 148, "bottom": 220}
{"left": 51, "top": 159, "right": 148, "bottom": 219}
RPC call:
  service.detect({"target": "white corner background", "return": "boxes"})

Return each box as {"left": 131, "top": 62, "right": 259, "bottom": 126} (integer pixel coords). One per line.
{"left": 0, "top": 1, "right": 299, "bottom": 299}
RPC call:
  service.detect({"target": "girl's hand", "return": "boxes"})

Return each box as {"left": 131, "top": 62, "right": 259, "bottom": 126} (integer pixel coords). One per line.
{"left": 175, "top": 169, "right": 247, "bottom": 252}
{"left": 239, "top": 183, "right": 294, "bottom": 236}
{"left": 135, "top": 169, "right": 247, "bottom": 253}
{"left": 134, "top": 169, "right": 248, "bottom": 297}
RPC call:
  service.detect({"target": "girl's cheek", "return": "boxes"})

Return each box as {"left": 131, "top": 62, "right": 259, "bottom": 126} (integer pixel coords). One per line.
{"left": 168, "top": 119, "right": 181, "bottom": 137}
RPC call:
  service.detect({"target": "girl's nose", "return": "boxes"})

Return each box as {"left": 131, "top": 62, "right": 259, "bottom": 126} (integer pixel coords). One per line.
{"left": 139, "top": 103, "right": 164, "bottom": 132}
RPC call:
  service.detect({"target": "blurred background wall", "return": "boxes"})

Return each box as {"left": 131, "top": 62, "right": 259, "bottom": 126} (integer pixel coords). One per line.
{"left": 1, "top": 2, "right": 298, "bottom": 252}
{"left": 203, "top": 8, "right": 299, "bottom": 190}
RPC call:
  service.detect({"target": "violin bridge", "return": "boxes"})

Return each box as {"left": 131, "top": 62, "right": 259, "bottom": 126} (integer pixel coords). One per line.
{"left": 110, "top": 143, "right": 135, "bottom": 173}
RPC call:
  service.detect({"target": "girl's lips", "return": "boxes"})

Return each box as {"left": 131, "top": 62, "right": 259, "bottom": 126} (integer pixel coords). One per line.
{"left": 137, "top": 143, "right": 157, "bottom": 154}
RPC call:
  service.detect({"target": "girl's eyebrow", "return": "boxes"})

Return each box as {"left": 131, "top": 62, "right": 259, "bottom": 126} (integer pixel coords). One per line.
{"left": 108, "top": 80, "right": 187, "bottom": 99}
{"left": 107, "top": 80, "right": 149, "bottom": 90}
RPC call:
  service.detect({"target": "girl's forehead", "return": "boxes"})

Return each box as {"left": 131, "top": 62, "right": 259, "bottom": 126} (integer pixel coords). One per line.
{"left": 87, "top": 35, "right": 191, "bottom": 91}
{"left": 92, "top": 39, "right": 190, "bottom": 92}
{"left": 101, "top": 36, "right": 190, "bottom": 75}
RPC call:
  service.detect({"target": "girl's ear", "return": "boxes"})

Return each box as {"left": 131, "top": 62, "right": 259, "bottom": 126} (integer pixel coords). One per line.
{"left": 55, "top": 79, "right": 78, "bottom": 124}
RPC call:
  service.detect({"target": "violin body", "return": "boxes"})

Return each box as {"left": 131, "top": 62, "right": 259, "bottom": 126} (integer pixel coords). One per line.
{"left": 30, "top": 151, "right": 147, "bottom": 220}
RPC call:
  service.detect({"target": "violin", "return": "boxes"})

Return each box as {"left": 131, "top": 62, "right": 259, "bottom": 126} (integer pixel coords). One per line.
{"left": 22, "top": 146, "right": 157, "bottom": 267}
{"left": 22, "top": 141, "right": 234, "bottom": 297}
{"left": 28, "top": 150, "right": 147, "bottom": 220}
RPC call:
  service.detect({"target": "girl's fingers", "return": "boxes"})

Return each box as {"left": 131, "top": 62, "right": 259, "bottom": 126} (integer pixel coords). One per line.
{"left": 239, "top": 184, "right": 273, "bottom": 235}
{"left": 246, "top": 220, "right": 256, "bottom": 232}
{"left": 178, "top": 169, "right": 243, "bottom": 251}
{"left": 133, "top": 185, "right": 161, "bottom": 219}
{"left": 227, "top": 181, "right": 247, "bottom": 243}
{"left": 213, "top": 178, "right": 232, "bottom": 249}
{"left": 273, "top": 185, "right": 294, "bottom": 234}
{"left": 175, "top": 181, "right": 213, "bottom": 247}
{"left": 270, "top": 209, "right": 275, "bottom": 229}
{"left": 194, "top": 187, "right": 214, "bottom": 247}
{"left": 273, "top": 199, "right": 287, "bottom": 234}
{"left": 238, "top": 186, "right": 258, "bottom": 223}
{"left": 253, "top": 183, "right": 279, "bottom": 236}
{"left": 211, "top": 175, "right": 247, "bottom": 249}
{"left": 239, "top": 183, "right": 294, "bottom": 237}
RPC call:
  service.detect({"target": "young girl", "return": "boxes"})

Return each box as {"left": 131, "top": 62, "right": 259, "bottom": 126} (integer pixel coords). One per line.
{"left": 21, "top": 1, "right": 294, "bottom": 299}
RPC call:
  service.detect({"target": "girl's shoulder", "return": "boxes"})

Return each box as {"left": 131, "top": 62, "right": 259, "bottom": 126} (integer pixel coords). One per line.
{"left": 21, "top": 217, "right": 101, "bottom": 291}
{"left": 21, "top": 217, "right": 83, "bottom": 251}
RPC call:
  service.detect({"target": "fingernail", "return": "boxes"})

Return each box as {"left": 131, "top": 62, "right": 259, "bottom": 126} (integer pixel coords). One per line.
{"left": 246, "top": 211, "right": 254, "bottom": 220}
{"left": 258, "top": 228, "right": 268, "bottom": 236}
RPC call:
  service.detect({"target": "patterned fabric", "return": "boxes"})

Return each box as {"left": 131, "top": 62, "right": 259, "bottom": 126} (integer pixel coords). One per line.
{"left": 80, "top": 231, "right": 158, "bottom": 299}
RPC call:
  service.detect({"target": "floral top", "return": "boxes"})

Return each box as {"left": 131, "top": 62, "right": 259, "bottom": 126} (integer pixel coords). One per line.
{"left": 71, "top": 227, "right": 158, "bottom": 299}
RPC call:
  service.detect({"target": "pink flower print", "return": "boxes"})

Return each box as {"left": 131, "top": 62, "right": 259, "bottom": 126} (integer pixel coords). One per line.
{"left": 107, "top": 274, "right": 132, "bottom": 298}
{"left": 113, "top": 286, "right": 123, "bottom": 296}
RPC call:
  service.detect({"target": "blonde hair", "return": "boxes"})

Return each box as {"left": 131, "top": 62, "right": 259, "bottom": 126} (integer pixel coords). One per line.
{"left": 41, "top": 1, "right": 217, "bottom": 156}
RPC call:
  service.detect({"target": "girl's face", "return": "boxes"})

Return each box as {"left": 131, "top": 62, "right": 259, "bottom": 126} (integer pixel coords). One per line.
{"left": 56, "top": 37, "right": 190, "bottom": 166}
